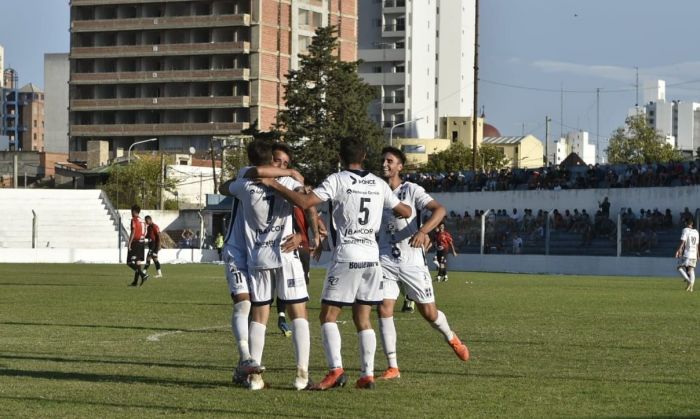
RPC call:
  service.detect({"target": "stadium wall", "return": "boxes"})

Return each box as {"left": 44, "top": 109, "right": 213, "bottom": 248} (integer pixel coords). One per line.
{"left": 0, "top": 248, "right": 676, "bottom": 277}
{"left": 431, "top": 185, "right": 700, "bottom": 222}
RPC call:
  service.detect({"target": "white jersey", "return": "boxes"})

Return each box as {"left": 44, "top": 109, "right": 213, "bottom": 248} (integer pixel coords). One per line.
{"left": 680, "top": 227, "right": 699, "bottom": 259}
{"left": 378, "top": 181, "right": 433, "bottom": 266}
{"left": 313, "top": 170, "right": 401, "bottom": 262}
{"left": 230, "top": 174, "right": 301, "bottom": 269}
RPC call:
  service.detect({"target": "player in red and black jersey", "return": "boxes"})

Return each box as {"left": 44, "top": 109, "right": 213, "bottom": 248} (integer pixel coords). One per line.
{"left": 144, "top": 215, "right": 163, "bottom": 278}
{"left": 127, "top": 205, "right": 149, "bottom": 286}
{"left": 434, "top": 222, "right": 457, "bottom": 282}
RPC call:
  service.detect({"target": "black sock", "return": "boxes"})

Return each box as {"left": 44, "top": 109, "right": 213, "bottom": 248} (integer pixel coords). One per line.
{"left": 154, "top": 260, "right": 161, "bottom": 270}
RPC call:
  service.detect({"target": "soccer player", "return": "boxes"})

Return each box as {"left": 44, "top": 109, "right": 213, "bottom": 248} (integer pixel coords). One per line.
{"left": 144, "top": 215, "right": 163, "bottom": 278}
{"left": 376, "top": 146, "right": 470, "bottom": 380}
{"left": 260, "top": 136, "right": 412, "bottom": 390}
{"left": 434, "top": 222, "right": 457, "bottom": 282}
{"left": 675, "top": 218, "right": 699, "bottom": 292}
{"left": 229, "top": 139, "right": 312, "bottom": 391}
{"left": 126, "top": 205, "right": 148, "bottom": 287}
{"left": 270, "top": 143, "right": 320, "bottom": 338}
{"left": 219, "top": 145, "right": 305, "bottom": 389}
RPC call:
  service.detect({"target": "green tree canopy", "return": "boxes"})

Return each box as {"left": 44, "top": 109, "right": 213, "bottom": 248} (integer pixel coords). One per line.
{"left": 606, "top": 114, "right": 683, "bottom": 164}
{"left": 102, "top": 154, "right": 176, "bottom": 210}
{"left": 276, "top": 26, "right": 384, "bottom": 185}
{"left": 422, "top": 142, "right": 510, "bottom": 173}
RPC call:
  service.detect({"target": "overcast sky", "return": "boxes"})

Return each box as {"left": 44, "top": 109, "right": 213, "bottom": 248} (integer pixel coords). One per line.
{"left": 2, "top": 0, "right": 699, "bottom": 147}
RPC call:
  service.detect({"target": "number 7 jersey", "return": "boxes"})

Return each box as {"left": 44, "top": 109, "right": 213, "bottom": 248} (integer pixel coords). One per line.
{"left": 312, "top": 169, "right": 401, "bottom": 262}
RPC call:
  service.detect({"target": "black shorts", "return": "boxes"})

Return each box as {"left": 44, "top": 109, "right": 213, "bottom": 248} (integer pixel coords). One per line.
{"left": 128, "top": 242, "right": 146, "bottom": 264}
{"left": 436, "top": 249, "right": 447, "bottom": 263}
{"left": 147, "top": 242, "right": 160, "bottom": 257}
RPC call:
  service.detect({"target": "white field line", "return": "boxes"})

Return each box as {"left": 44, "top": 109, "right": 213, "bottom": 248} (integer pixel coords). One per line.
{"left": 146, "top": 325, "right": 228, "bottom": 342}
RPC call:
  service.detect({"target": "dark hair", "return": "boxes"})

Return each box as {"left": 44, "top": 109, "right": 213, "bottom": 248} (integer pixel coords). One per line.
{"left": 246, "top": 139, "right": 273, "bottom": 166}
{"left": 339, "top": 137, "right": 366, "bottom": 166}
{"left": 272, "top": 142, "right": 293, "bottom": 161}
{"left": 381, "top": 146, "right": 405, "bottom": 165}
{"left": 686, "top": 218, "right": 694, "bottom": 226}
{"left": 131, "top": 205, "right": 140, "bottom": 214}
{"left": 145, "top": 215, "right": 152, "bottom": 221}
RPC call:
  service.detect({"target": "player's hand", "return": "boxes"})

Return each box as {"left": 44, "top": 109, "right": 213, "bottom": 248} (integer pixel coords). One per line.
{"left": 409, "top": 230, "right": 430, "bottom": 249}
{"left": 289, "top": 169, "right": 304, "bottom": 185}
{"left": 281, "top": 233, "right": 302, "bottom": 253}
{"left": 311, "top": 244, "right": 323, "bottom": 262}
{"left": 452, "top": 250, "right": 458, "bottom": 257}
{"left": 312, "top": 234, "right": 321, "bottom": 252}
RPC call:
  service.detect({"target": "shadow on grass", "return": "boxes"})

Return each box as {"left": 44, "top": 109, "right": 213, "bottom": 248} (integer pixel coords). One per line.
{"left": 0, "top": 353, "right": 230, "bottom": 372}
{"left": 0, "top": 395, "right": 317, "bottom": 417}
{"left": 0, "top": 283, "right": 93, "bottom": 287}
{"left": 0, "top": 321, "right": 221, "bottom": 334}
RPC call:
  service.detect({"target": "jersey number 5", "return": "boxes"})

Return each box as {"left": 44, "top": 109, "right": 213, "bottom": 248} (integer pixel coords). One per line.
{"left": 358, "top": 197, "right": 371, "bottom": 225}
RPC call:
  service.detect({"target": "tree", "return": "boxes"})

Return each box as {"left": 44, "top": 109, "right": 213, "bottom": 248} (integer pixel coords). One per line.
{"left": 422, "top": 142, "right": 510, "bottom": 173}
{"left": 606, "top": 114, "right": 683, "bottom": 164}
{"left": 478, "top": 144, "right": 511, "bottom": 172}
{"left": 102, "top": 154, "right": 176, "bottom": 210}
{"left": 277, "top": 26, "right": 384, "bottom": 185}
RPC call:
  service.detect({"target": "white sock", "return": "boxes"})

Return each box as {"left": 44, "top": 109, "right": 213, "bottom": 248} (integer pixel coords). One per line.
{"left": 379, "top": 317, "right": 398, "bottom": 369}
{"left": 430, "top": 310, "right": 454, "bottom": 341}
{"left": 291, "top": 318, "right": 310, "bottom": 371}
{"left": 321, "top": 322, "right": 343, "bottom": 370}
{"left": 690, "top": 269, "right": 696, "bottom": 286}
{"left": 357, "top": 329, "right": 376, "bottom": 378}
{"left": 249, "top": 321, "right": 267, "bottom": 365}
{"left": 679, "top": 267, "right": 690, "bottom": 282}
{"left": 232, "top": 301, "right": 251, "bottom": 360}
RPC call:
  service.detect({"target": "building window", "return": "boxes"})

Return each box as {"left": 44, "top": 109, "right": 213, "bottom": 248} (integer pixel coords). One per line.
{"left": 33, "top": 120, "right": 37, "bottom": 127}
{"left": 373, "top": 66, "right": 382, "bottom": 73}
{"left": 34, "top": 133, "right": 37, "bottom": 140}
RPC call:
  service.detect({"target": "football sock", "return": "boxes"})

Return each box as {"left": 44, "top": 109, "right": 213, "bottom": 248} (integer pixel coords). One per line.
{"left": 232, "top": 301, "right": 252, "bottom": 360}
{"left": 357, "top": 329, "right": 376, "bottom": 377}
{"left": 689, "top": 269, "right": 696, "bottom": 286}
{"left": 378, "top": 316, "right": 398, "bottom": 368}
{"left": 291, "top": 318, "right": 310, "bottom": 371}
{"left": 431, "top": 310, "right": 454, "bottom": 341}
{"left": 154, "top": 260, "right": 161, "bottom": 270}
{"left": 277, "top": 298, "right": 287, "bottom": 316}
{"left": 321, "top": 322, "right": 343, "bottom": 370}
{"left": 678, "top": 267, "right": 690, "bottom": 282}
{"left": 249, "top": 321, "right": 267, "bottom": 365}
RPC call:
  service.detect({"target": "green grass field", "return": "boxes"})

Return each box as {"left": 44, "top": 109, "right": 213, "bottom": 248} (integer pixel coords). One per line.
{"left": 1, "top": 264, "right": 699, "bottom": 418}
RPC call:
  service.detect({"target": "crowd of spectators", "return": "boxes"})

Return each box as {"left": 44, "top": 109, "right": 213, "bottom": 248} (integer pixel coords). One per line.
{"left": 406, "top": 161, "right": 700, "bottom": 193}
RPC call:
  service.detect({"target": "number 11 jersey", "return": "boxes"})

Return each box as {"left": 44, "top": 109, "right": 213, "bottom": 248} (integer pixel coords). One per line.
{"left": 312, "top": 169, "right": 401, "bottom": 262}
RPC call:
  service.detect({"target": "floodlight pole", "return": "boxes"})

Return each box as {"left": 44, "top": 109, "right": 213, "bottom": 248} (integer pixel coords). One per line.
{"left": 390, "top": 117, "right": 424, "bottom": 147}
{"left": 127, "top": 138, "right": 158, "bottom": 162}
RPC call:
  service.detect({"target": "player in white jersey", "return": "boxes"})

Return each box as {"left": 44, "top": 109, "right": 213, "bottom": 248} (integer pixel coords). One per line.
{"left": 376, "top": 147, "right": 470, "bottom": 380}
{"left": 229, "top": 139, "right": 312, "bottom": 390}
{"left": 675, "top": 217, "right": 699, "bottom": 292}
{"left": 261, "top": 136, "right": 412, "bottom": 390}
{"left": 219, "top": 147, "right": 305, "bottom": 388}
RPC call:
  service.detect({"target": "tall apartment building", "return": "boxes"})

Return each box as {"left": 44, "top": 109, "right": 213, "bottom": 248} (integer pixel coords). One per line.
{"left": 44, "top": 53, "right": 70, "bottom": 153}
{"left": 631, "top": 79, "right": 700, "bottom": 156}
{"left": 0, "top": 44, "right": 4, "bottom": 88}
{"left": 357, "top": 0, "right": 474, "bottom": 139}
{"left": 554, "top": 131, "right": 597, "bottom": 166}
{"left": 69, "top": 0, "right": 357, "bottom": 159}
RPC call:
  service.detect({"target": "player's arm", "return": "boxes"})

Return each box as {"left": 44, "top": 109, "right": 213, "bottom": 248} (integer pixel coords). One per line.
{"left": 244, "top": 166, "right": 304, "bottom": 184}
{"left": 305, "top": 205, "right": 321, "bottom": 250}
{"left": 675, "top": 240, "right": 685, "bottom": 258}
{"left": 392, "top": 202, "right": 412, "bottom": 219}
{"left": 450, "top": 237, "right": 458, "bottom": 256}
{"left": 409, "top": 200, "right": 446, "bottom": 249}
{"left": 127, "top": 221, "right": 135, "bottom": 250}
{"left": 259, "top": 177, "right": 322, "bottom": 210}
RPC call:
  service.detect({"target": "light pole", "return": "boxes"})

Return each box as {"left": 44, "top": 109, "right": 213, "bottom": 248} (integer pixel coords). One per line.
{"left": 390, "top": 117, "right": 424, "bottom": 147}
{"left": 127, "top": 137, "right": 158, "bottom": 162}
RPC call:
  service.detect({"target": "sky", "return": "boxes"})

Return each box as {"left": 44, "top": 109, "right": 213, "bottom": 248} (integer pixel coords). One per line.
{"left": 2, "top": 0, "right": 700, "bottom": 152}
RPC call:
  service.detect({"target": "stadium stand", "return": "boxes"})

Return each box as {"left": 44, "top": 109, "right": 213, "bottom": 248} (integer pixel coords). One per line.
{"left": 0, "top": 189, "right": 123, "bottom": 248}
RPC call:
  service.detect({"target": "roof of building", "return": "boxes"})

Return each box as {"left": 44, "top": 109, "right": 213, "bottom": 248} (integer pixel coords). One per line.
{"left": 482, "top": 136, "right": 527, "bottom": 145}
{"left": 483, "top": 123, "right": 501, "bottom": 137}
{"left": 19, "top": 83, "right": 43, "bottom": 93}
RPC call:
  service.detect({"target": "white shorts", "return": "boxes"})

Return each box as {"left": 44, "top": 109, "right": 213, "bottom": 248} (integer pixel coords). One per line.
{"left": 381, "top": 263, "right": 435, "bottom": 304}
{"left": 321, "top": 261, "right": 383, "bottom": 306}
{"left": 680, "top": 257, "right": 697, "bottom": 268}
{"left": 248, "top": 258, "right": 309, "bottom": 305}
{"left": 224, "top": 244, "right": 249, "bottom": 297}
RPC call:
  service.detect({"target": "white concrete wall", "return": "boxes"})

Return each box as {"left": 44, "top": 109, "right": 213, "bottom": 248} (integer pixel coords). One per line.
{"left": 432, "top": 185, "right": 700, "bottom": 222}
{"left": 118, "top": 209, "right": 204, "bottom": 232}
{"left": 44, "top": 53, "right": 70, "bottom": 153}
{"left": 0, "top": 247, "right": 677, "bottom": 278}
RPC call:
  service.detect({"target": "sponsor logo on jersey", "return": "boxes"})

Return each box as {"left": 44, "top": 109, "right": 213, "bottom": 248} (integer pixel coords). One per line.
{"left": 287, "top": 278, "right": 296, "bottom": 288}
{"left": 254, "top": 239, "right": 280, "bottom": 248}
{"left": 342, "top": 238, "right": 375, "bottom": 245}
{"left": 349, "top": 261, "right": 379, "bottom": 269}
{"left": 345, "top": 227, "right": 374, "bottom": 235}
{"left": 351, "top": 176, "right": 376, "bottom": 185}
{"left": 256, "top": 225, "right": 283, "bottom": 235}
{"left": 327, "top": 276, "right": 340, "bottom": 286}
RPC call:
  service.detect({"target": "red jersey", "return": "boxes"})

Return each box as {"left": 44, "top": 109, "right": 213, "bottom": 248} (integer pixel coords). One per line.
{"left": 293, "top": 207, "right": 310, "bottom": 249}
{"left": 435, "top": 230, "right": 453, "bottom": 251}
{"left": 147, "top": 223, "right": 161, "bottom": 248}
{"left": 131, "top": 216, "right": 146, "bottom": 241}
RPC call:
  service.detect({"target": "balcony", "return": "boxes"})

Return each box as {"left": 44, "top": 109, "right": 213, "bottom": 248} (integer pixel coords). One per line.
{"left": 71, "top": 68, "right": 250, "bottom": 84}
{"left": 383, "top": 96, "right": 405, "bottom": 104}
{"left": 70, "top": 96, "right": 249, "bottom": 111}
{"left": 71, "top": 14, "right": 250, "bottom": 32}
{"left": 360, "top": 72, "right": 405, "bottom": 86}
{"left": 383, "top": 0, "right": 406, "bottom": 11}
{"left": 70, "top": 41, "right": 250, "bottom": 58}
{"left": 382, "top": 24, "right": 405, "bottom": 37}
{"left": 70, "top": 122, "right": 249, "bottom": 137}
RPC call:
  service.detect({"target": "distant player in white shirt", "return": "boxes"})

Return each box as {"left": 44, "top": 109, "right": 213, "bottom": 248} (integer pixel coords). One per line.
{"left": 219, "top": 141, "right": 306, "bottom": 389}
{"left": 261, "top": 137, "right": 411, "bottom": 390}
{"left": 675, "top": 218, "right": 699, "bottom": 292}
{"left": 229, "top": 139, "right": 313, "bottom": 390}
{"left": 376, "top": 146, "right": 470, "bottom": 381}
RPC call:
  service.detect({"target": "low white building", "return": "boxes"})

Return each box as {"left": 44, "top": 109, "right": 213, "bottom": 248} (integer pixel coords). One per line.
{"left": 165, "top": 163, "right": 220, "bottom": 209}
{"left": 554, "top": 131, "right": 597, "bottom": 165}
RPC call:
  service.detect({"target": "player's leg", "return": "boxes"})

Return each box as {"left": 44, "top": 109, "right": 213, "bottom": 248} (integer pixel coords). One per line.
{"left": 276, "top": 298, "right": 291, "bottom": 337}
{"left": 678, "top": 260, "right": 690, "bottom": 283}
{"left": 247, "top": 269, "right": 273, "bottom": 390}
{"left": 316, "top": 303, "right": 347, "bottom": 389}
{"left": 352, "top": 263, "right": 385, "bottom": 389}
{"left": 279, "top": 259, "right": 311, "bottom": 389}
{"left": 688, "top": 266, "right": 695, "bottom": 292}
{"left": 408, "top": 266, "right": 469, "bottom": 362}
{"left": 152, "top": 252, "right": 162, "bottom": 277}
{"left": 135, "top": 243, "right": 149, "bottom": 285}
{"left": 377, "top": 266, "right": 401, "bottom": 378}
